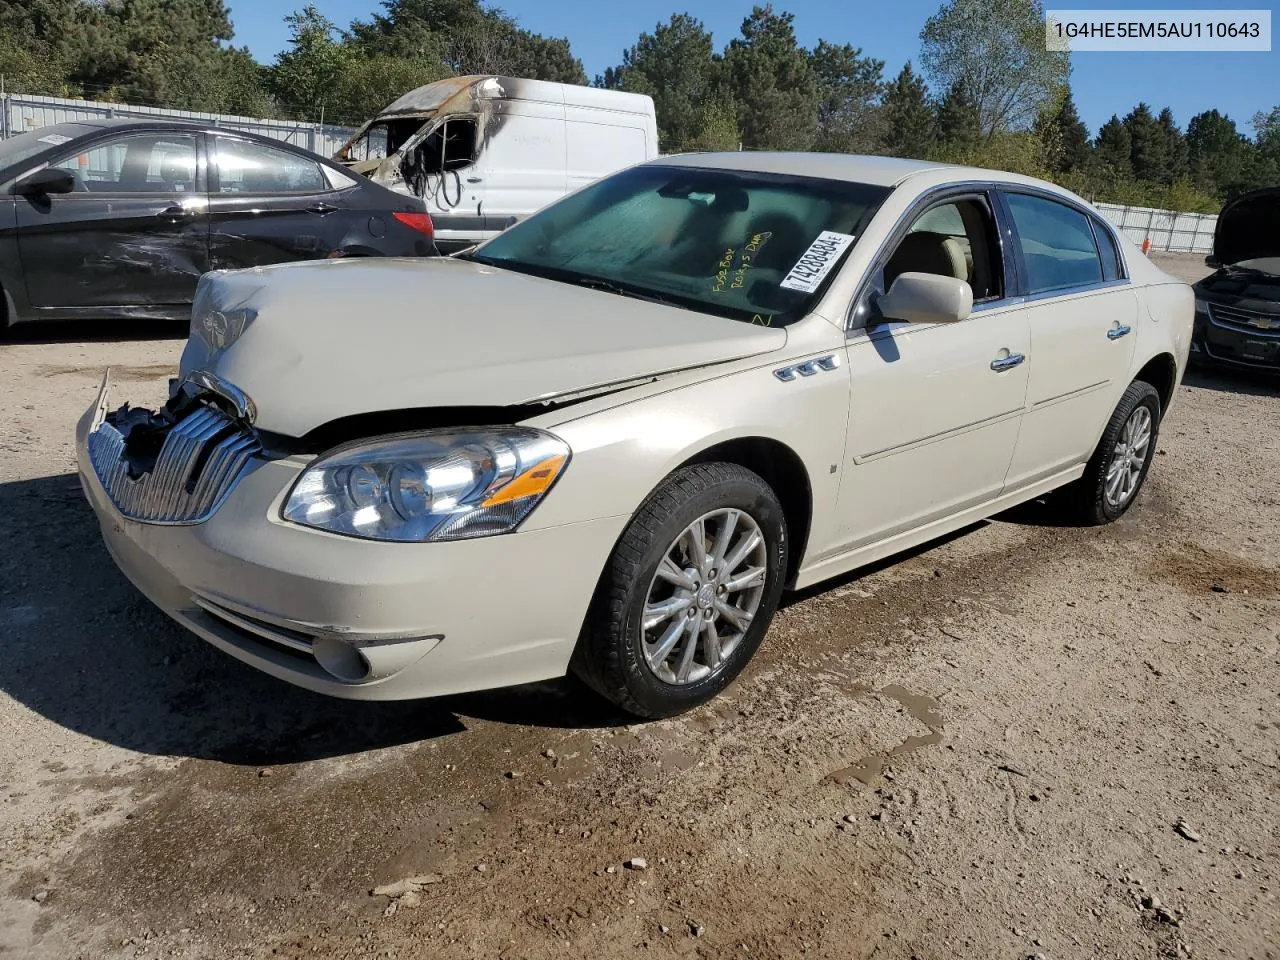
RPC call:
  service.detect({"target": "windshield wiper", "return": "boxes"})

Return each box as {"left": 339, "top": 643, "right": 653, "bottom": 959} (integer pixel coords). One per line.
{"left": 559, "top": 274, "right": 681, "bottom": 307}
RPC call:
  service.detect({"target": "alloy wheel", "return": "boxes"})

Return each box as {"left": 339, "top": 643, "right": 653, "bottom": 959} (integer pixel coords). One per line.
{"left": 1104, "top": 405, "right": 1152, "bottom": 509}
{"left": 640, "top": 508, "right": 769, "bottom": 685}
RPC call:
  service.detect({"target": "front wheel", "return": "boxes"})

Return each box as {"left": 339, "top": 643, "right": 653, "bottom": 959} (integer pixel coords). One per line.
{"left": 1063, "top": 380, "right": 1162, "bottom": 525}
{"left": 572, "top": 463, "right": 787, "bottom": 719}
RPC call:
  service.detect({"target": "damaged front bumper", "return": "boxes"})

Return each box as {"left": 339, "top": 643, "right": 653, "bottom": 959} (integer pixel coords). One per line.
{"left": 76, "top": 372, "right": 622, "bottom": 700}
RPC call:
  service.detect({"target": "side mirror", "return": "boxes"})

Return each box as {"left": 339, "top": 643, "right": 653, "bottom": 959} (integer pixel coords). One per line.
{"left": 15, "top": 167, "right": 76, "bottom": 196}
{"left": 1204, "top": 254, "right": 1219, "bottom": 268}
{"left": 877, "top": 272, "right": 973, "bottom": 325}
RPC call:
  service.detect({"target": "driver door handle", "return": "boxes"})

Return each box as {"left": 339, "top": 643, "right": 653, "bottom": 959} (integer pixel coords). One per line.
{"left": 306, "top": 201, "right": 337, "bottom": 216}
{"left": 1107, "top": 324, "right": 1132, "bottom": 340}
{"left": 156, "top": 205, "right": 195, "bottom": 221}
{"left": 990, "top": 352, "right": 1026, "bottom": 372}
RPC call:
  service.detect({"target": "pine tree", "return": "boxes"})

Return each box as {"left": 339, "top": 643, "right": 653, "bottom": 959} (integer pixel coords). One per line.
{"left": 935, "top": 78, "right": 980, "bottom": 157}
{"left": 1158, "top": 107, "right": 1189, "bottom": 185}
{"left": 1095, "top": 115, "right": 1132, "bottom": 177}
{"left": 1124, "top": 103, "right": 1169, "bottom": 183}
{"left": 880, "top": 62, "right": 934, "bottom": 158}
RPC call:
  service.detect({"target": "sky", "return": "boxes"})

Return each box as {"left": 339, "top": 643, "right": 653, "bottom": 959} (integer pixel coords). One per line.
{"left": 225, "top": 0, "right": 1280, "bottom": 136}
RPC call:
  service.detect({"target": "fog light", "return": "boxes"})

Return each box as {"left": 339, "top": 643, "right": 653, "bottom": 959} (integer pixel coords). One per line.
{"left": 312, "top": 636, "right": 371, "bottom": 683}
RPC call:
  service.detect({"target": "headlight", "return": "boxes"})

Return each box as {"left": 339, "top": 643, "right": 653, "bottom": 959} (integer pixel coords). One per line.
{"left": 282, "top": 428, "right": 570, "bottom": 542}
{"left": 191, "top": 306, "right": 256, "bottom": 350}
{"left": 1194, "top": 297, "right": 1209, "bottom": 316}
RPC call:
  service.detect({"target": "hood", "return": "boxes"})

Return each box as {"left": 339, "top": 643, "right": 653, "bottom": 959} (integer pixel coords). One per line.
{"left": 180, "top": 258, "right": 787, "bottom": 439}
{"left": 1214, "top": 187, "right": 1280, "bottom": 268}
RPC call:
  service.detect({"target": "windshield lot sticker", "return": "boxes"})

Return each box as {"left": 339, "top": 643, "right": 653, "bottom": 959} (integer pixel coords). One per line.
{"left": 780, "top": 231, "right": 856, "bottom": 293}
{"left": 37, "top": 133, "right": 72, "bottom": 146}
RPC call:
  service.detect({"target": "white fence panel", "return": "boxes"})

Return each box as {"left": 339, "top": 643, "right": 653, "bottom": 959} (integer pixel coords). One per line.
{"left": 1095, "top": 202, "right": 1217, "bottom": 255}
{"left": 1, "top": 93, "right": 354, "bottom": 158}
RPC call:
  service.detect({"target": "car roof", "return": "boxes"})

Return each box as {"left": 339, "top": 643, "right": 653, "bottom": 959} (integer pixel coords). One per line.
{"left": 654, "top": 151, "right": 1083, "bottom": 198}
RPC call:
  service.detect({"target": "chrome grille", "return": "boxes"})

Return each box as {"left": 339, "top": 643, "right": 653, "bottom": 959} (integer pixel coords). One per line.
{"left": 88, "top": 404, "right": 261, "bottom": 524}
{"left": 1209, "top": 303, "right": 1280, "bottom": 336}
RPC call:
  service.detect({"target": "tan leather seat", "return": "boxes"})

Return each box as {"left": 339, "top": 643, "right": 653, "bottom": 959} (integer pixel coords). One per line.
{"left": 884, "top": 231, "right": 970, "bottom": 290}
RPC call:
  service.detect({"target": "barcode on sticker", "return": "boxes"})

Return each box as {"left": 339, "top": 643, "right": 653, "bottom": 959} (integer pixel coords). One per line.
{"left": 779, "top": 231, "right": 856, "bottom": 293}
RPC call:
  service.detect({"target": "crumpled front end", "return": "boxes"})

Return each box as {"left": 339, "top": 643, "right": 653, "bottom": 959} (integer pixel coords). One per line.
{"left": 76, "top": 369, "right": 624, "bottom": 700}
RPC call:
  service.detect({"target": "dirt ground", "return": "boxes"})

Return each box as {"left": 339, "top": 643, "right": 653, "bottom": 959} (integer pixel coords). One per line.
{"left": 1, "top": 252, "right": 1276, "bottom": 960}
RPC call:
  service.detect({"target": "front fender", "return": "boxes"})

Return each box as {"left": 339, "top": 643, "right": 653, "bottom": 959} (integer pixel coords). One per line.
{"left": 522, "top": 351, "right": 852, "bottom": 571}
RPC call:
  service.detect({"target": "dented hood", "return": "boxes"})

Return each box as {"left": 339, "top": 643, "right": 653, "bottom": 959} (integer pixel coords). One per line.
{"left": 180, "top": 258, "right": 787, "bottom": 438}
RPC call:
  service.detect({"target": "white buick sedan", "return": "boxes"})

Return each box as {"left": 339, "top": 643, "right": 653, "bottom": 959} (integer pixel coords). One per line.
{"left": 77, "top": 153, "right": 1193, "bottom": 718}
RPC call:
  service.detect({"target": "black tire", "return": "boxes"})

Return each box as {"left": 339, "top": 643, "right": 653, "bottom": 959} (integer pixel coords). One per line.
{"left": 571, "top": 462, "right": 788, "bottom": 719}
{"left": 1061, "top": 380, "right": 1162, "bottom": 525}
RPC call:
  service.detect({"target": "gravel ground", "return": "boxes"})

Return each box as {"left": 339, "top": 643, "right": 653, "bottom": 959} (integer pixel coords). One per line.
{"left": 1, "top": 253, "right": 1277, "bottom": 960}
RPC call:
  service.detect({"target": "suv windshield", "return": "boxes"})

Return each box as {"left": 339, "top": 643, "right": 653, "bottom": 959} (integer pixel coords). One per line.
{"left": 467, "top": 165, "right": 891, "bottom": 326}
{"left": 0, "top": 123, "right": 93, "bottom": 177}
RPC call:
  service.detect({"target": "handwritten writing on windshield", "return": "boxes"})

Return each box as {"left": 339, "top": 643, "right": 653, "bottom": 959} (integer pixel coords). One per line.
{"left": 711, "top": 231, "right": 773, "bottom": 295}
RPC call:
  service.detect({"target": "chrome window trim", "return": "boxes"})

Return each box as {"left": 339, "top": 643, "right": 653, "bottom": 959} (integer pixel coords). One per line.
{"left": 845, "top": 181, "right": 1018, "bottom": 334}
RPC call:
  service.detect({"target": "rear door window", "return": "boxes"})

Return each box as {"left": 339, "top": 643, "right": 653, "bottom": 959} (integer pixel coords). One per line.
{"left": 214, "top": 138, "right": 327, "bottom": 194}
{"left": 1004, "top": 192, "right": 1104, "bottom": 294}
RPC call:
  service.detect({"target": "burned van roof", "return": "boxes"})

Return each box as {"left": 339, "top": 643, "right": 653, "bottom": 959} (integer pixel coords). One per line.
{"left": 376, "top": 75, "right": 653, "bottom": 118}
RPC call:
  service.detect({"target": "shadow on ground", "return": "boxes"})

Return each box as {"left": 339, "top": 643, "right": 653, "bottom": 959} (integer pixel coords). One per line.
{"left": 2, "top": 317, "right": 187, "bottom": 345}
{"left": 0, "top": 474, "right": 627, "bottom": 768}
{"left": 1183, "top": 365, "right": 1280, "bottom": 396}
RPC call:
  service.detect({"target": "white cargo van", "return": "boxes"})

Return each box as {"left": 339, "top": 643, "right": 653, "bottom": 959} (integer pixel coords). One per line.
{"left": 336, "top": 76, "right": 659, "bottom": 252}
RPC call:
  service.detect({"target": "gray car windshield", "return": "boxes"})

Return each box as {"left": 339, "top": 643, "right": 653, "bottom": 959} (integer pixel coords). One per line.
{"left": 0, "top": 123, "right": 94, "bottom": 177}
{"left": 467, "top": 165, "right": 891, "bottom": 326}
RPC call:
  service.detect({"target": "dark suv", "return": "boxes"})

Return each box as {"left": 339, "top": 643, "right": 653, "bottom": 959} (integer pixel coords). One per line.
{"left": 1192, "top": 187, "right": 1280, "bottom": 372}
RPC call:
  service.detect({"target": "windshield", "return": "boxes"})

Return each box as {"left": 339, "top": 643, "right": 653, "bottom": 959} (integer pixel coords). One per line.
{"left": 468, "top": 164, "right": 891, "bottom": 326}
{"left": 0, "top": 123, "right": 93, "bottom": 177}
{"left": 340, "top": 116, "right": 431, "bottom": 163}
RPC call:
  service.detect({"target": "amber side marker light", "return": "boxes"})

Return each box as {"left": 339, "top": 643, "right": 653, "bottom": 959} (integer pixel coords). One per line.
{"left": 482, "top": 454, "right": 568, "bottom": 507}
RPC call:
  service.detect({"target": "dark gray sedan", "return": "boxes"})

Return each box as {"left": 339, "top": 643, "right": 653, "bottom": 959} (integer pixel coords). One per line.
{"left": 0, "top": 119, "right": 438, "bottom": 332}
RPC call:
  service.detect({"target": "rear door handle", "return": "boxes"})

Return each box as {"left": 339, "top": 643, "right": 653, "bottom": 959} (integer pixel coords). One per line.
{"left": 306, "top": 201, "right": 338, "bottom": 216}
{"left": 990, "top": 353, "right": 1026, "bottom": 372}
{"left": 156, "top": 205, "right": 194, "bottom": 221}
{"left": 1107, "top": 324, "right": 1132, "bottom": 340}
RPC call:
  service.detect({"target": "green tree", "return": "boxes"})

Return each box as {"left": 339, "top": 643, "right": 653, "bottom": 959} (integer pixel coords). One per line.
{"left": 920, "top": 0, "right": 1069, "bottom": 136}
{"left": 353, "top": 0, "right": 585, "bottom": 83}
{"left": 1186, "top": 109, "right": 1250, "bottom": 197}
{"left": 808, "top": 40, "right": 884, "bottom": 154}
{"left": 1036, "top": 88, "right": 1090, "bottom": 173}
{"left": 934, "top": 78, "right": 980, "bottom": 157}
{"left": 879, "top": 62, "right": 934, "bottom": 158}
{"left": 602, "top": 14, "right": 722, "bottom": 152}
{"left": 1123, "top": 102, "right": 1169, "bottom": 183}
{"left": 269, "top": 5, "right": 349, "bottom": 119}
{"left": 1094, "top": 114, "right": 1132, "bottom": 177}
{"left": 723, "top": 5, "right": 817, "bottom": 150}
{"left": 1158, "top": 107, "right": 1189, "bottom": 184}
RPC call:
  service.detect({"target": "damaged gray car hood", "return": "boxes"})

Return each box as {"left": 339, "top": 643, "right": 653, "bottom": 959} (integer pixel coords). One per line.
{"left": 180, "top": 257, "right": 787, "bottom": 438}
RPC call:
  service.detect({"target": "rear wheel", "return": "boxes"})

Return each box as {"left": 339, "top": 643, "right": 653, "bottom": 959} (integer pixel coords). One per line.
{"left": 1062, "top": 380, "right": 1161, "bottom": 525}
{"left": 572, "top": 463, "right": 787, "bottom": 719}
